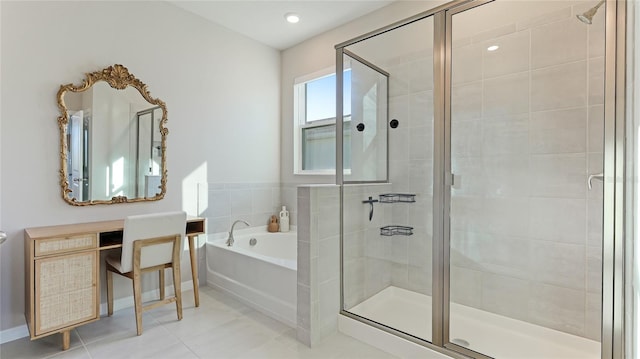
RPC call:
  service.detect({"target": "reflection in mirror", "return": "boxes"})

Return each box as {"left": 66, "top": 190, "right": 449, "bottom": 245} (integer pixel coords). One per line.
{"left": 57, "top": 64, "right": 167, "bottom": 205}
{"left": 135, "top": 107, "right": 163, "bottom": 197}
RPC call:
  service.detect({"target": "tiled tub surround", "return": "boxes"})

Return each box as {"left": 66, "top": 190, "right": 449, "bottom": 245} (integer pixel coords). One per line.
{"left": 342, "top": 2, "right": 604, "bottom": 344}
{"left": 197, "top": 182, "right": 298, "bottom": 235}
{"left": 198, "top": 183, "right": 344, "bottom": 348}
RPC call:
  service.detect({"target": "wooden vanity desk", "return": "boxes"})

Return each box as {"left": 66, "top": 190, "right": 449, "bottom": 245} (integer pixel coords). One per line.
{"left": 24, "top": 216, "right": 205, "bottom": 350}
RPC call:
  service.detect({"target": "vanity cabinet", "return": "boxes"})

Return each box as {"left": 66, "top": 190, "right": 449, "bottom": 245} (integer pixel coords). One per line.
{"left": 24, "top": 217, "right": 205, "bottom": 350}
{"left": 25, "top": 230, "right": 100, "bottom": 348}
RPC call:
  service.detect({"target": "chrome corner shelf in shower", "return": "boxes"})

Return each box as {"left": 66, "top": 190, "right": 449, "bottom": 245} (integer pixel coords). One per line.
{"left": 379, "top": 193, "right": 416, "bottom": 203}
{"left": 380, "top": 225, "right": 414, "bottom": 236}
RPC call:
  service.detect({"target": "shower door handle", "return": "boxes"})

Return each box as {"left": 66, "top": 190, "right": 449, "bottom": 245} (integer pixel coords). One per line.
{"left": 588, "top": 172, "right": 604, "bottom": 190}
{"left": 447, "top": 173, "right": 460, "bottom": 189}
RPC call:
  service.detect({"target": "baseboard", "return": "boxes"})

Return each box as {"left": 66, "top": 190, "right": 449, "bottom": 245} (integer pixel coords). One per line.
{"left": 1, "top": 280, "right": 195, "bottom": 345}
{"left": 0, "top": 325, "right": 30, "bottom": 345}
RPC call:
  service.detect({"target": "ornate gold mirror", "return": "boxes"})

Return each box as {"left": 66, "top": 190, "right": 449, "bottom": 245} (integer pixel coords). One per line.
{"left": 57, "top": 64, "right": 167, "bottom": 206}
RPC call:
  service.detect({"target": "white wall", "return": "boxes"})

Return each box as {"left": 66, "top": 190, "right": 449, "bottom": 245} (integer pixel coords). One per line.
{"left": 0, "top": 1, "right": 280, "bottom": 333}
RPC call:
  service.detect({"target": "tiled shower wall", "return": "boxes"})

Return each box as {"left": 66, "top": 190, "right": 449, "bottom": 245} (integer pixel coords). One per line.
{"left": 344, "top": 3, "right": 604, "bottom": 341}
{"left": 448, "top": 4, "right": 604, "bottom": 340}
{"left": 342, "top": 184, "right": 393, "bottom": 310}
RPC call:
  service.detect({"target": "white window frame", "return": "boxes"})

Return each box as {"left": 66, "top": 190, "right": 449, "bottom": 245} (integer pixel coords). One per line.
{"left": 293, "top": 67, "right": 350, "bottom": 175}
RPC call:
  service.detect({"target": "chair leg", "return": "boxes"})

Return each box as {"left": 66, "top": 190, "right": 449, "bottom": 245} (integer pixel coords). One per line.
{"left": 159, "top": 269, "right": 165, "bottom": 300}
{"left": 132, "top": 272, "right": 143, "bottom": 336}
{"left": 172, "top": 266, "right": 183, "bottom": 321}
{"left": 106, "top": 269, "right": 114, "bottom": 316}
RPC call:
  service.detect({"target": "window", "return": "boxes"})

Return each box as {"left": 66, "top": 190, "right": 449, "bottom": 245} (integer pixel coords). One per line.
{"left": 294, "top": 69, "right": 351, "bottom": 174}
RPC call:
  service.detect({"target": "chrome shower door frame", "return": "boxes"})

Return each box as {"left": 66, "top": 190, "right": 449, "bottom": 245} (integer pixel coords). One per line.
{"left": 602, "top": 0, "right": 626, "bottom": 358}
{"left": 336, "top": 0, "right": 626, "bottom": 357}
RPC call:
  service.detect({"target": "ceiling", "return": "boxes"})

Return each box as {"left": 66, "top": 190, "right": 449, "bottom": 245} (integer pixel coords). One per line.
{"left": 168, "top": 1, "right": 396, "bottom": 50}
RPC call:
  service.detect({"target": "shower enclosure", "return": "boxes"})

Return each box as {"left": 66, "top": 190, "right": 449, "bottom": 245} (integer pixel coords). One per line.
{"left": 337, "top": 0, "right": 625, "bottom": 358}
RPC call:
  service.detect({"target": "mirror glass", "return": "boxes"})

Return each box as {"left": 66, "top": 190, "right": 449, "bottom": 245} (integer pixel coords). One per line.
{"left": 58, "top": 64, "right": 167, "bottom": 205}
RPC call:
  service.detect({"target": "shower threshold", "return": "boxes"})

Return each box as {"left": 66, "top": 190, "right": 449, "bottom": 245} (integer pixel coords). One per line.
{"left": 347, "top": 286, "right": 599, "bottom": 359}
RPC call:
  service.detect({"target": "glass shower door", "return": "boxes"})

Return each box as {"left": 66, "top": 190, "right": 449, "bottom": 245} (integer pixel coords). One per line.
{"left": 341, "top": 14, "right": 436, "bottom": 343}
{"left": 342, "top": 53, "right": 388, "bottom": 183}
{"left": 446, "top": 1, "right": 604, "bottom": 357}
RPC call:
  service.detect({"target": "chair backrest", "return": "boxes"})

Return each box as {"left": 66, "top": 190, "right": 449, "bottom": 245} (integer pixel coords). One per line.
{"left": 120, "top": 211, "right": 187, "bottom": 273}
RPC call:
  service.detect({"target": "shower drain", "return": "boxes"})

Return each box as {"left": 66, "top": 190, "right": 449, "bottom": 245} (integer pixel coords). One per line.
{"left": 451, "top": 338, "right": 470, "bottom": 348}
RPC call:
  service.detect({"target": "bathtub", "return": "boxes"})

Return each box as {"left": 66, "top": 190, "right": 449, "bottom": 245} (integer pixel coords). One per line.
{"left": 205, "top": 226, "right": 297, "bottom": 327}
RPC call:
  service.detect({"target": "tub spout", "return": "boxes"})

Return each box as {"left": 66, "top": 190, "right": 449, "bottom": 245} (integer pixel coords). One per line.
{"left": 227, "top": 220, "right": 250, "bottom": 246}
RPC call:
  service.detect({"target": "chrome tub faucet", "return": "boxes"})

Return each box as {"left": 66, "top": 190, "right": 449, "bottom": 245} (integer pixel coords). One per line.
{"left": 227, "top": 220, "right": 250, "bottom": 246}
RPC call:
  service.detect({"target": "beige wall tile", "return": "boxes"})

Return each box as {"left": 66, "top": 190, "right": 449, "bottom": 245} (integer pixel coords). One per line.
{"left": 482, "top": 30, "right": 530, "bottom": 78}
{"left": 588, "top": 105, "right": 605, "bottom": 153}
{"left": 452, "top": 43, "right": 483, "bottom": 85}
{"left": 531, "top": 18, "right": 587, "bottom": 69}
{"left": 529, "top": 241, "right": 586, "bottom": 290}
{"left": 529, "top": 108, "right": 587, "bottom": 154}
{"left": 481, "top": 273, "right": 531, "bottom": 321}
{"left": 589, "top": 56, "right": 605, "bottom": 105}
{"left": 483, "top": 72, "right": 529, "bottom": 117}
{"left": 528, "top": 198, "right": 587, "bottom": 244}
{"left": 451, "top": 81, "right": 482, "bottom": 122}
{"left": 528, "top": 283, "right": 586, "bottom": 336}
{"left": 531, "top": 61, "right": 587, "bottom": 112}
{"left": 529, "top": 153, "right": 586, "bottom": 198}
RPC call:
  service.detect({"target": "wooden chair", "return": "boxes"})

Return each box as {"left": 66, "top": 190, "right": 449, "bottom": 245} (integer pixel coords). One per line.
{"left": 105, "top": 211, "right": 187, "bottom": 335}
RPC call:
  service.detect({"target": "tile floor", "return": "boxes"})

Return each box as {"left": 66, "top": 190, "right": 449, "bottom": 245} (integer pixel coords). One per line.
{"left": 1, "top": 287, "right": 396, "bottom": 359}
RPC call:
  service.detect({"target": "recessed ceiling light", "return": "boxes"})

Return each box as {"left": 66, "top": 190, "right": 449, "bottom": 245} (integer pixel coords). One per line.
{"left": 285, "top": 13, "right": 300, "bottom": 24}
{"left": 487, "top": 45, "right": 499, "bottom": 52}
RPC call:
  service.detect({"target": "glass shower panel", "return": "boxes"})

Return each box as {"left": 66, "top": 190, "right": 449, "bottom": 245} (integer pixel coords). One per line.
{"left": 447, "top": 1, "right": 604, "bottom": 357}
{"left": 341, "top": 15, "right": 435, "bottom": 342}
{"left": 342, "top": 54, "right": 388, "bottom": 183}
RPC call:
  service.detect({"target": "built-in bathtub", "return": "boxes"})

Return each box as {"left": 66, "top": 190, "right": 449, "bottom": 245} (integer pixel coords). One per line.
{"left": 205, "top": 226, "right": 297, "bottom": 327}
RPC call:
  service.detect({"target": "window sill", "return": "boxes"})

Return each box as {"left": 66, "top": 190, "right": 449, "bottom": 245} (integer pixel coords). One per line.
{"left": 294, "top": 170, "right": 335, "bottom": 176}
{"left": 293, "top": 169, "right": 352, "bottom": 176}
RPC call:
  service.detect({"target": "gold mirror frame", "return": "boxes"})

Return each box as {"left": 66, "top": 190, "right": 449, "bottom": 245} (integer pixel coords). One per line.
{"left": 57, "top": 64, "right": 168, "bottom": 206}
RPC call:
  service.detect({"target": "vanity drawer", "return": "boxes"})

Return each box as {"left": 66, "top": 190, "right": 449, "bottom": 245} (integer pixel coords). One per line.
{"left": 34, "top": 234, "right": 97, "bottom": 257}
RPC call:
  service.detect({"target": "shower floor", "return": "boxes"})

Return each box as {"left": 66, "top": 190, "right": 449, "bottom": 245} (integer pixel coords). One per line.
{"left": 348, "top": 286, "right": 600, "bottom": 359}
